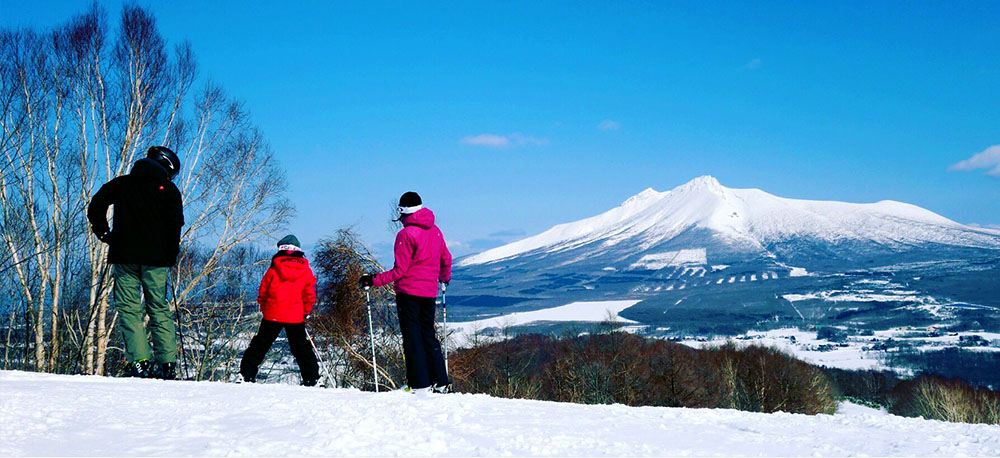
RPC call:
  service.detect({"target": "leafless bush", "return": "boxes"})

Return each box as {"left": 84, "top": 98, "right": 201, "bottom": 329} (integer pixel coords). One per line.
{"left": 452, "top": 333, "right": 837, "bottom": 415}
{"left": 450, "top": 334, "right": 549, "bottom": 399}
{"left": 825, "top": 367, "right": 901, "bottom": 408}
{"left": 705, "top": 343, "right": 837, "bottom": 415}
{"left": 308, "top": 227, "right": 406, "bottom": 390}
{"left": 891, "top": 375, "right": 1000, "bottom": 425}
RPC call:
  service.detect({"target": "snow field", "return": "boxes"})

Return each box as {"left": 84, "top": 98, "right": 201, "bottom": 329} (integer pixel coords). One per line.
{"left": 629, "top": 249, "right": 707, "bottom": 270}
{"left": 451, "top": 300, "right": 640, "bottom": 342}
{"left": 682, "top": 328, "right": 885, "bottom": 371}
{"left": 3, "top": 371, "right": 1000, "bottom": 457}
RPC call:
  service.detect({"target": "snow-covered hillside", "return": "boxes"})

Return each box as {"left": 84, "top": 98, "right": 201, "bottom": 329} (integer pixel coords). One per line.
{"left": 3, "top": 370, "right": 1000, "bottom": 457}
{"left": 450, "top": 300, "right": 641, "bottom": 341}
{"left": 459, "top": 176, "right": 1000, "bottom": 267}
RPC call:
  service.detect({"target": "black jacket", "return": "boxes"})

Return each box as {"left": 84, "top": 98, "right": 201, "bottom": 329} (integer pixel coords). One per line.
{"left": 88, "top": 158, "right": 184, "bottom": 267}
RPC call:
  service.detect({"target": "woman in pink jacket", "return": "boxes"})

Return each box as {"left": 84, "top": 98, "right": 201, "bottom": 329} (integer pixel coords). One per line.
{"left": 360, "top": 192, "right": 452, "bottom": 392}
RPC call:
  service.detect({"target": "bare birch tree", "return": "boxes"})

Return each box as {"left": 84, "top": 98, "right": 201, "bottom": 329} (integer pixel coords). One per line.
{"left": 0, "top": 4, "right": 292, "bottom": 376}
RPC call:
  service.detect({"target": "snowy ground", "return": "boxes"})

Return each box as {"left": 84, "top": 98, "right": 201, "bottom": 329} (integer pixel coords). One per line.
{"left": 679, "top": 327, "right": 1000, "bottom": 371}
{"left": 3, "top": 370, "right": 1000, "bottom": 457}
{"left": 680, "top": 328, "right": 885, "bottom": 371}
{"left": 450, "top": 300, "right": 640, "bottom": 342}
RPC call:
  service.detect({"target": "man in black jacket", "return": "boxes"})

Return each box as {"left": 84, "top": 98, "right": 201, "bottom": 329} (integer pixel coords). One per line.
{"left": 88, "top": 146, "right": 184, "bottom": 379}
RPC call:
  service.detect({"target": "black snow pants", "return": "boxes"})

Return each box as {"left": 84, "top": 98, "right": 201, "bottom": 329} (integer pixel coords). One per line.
{"left": 396, "top": 292, "right": 449, "bottom": 389}
{"left": 240, "top": 319, "right": 319, "bottom": 383}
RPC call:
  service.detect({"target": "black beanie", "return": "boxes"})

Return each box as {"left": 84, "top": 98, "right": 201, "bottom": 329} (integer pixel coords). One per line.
{"left": 277, "top": 234, "right": 301, "bottom": 249}
{"left": 398, "top": 191, "right": 421, "bottom": 208}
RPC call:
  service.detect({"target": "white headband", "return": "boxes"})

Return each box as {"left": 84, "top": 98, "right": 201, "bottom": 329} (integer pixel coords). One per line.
{"left": 278, "top": 244, "right": 302, "bottom": 252}
{"left": 398, "top": 204, "right": 423, "bottom": 215}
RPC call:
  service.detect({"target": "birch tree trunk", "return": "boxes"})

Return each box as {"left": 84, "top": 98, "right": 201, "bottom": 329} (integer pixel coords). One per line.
{"left": 1, "top": 4, "right": 292, "bottom": 377}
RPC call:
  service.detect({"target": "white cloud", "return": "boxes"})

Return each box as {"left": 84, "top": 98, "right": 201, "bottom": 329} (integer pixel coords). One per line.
{"left": 461, "top": 134, "right": 509, "bottom": 147}
{"left": 741, "top": 58, "right": 762, "bottom": 70}
{"left": 446, "top": 240, "right": 466, "bottom": 248}
{"left": 461, "top": 133, "right": 547, "bottom": 148}
{"left": 949, "top": 144, "right": 1000, "bottom": 176}
{"left": 597, "top": 120, "right": 620, "bottom": 131}
{"left": 508, "top": 133, "right": 548, "bottom": 146}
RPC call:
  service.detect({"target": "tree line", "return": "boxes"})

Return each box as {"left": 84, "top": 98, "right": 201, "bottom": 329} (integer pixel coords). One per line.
{"left": 451, "top": 332, "right": 1000, "bottom": 424}
{"left": 1, "top": 4, "right": 290, "bottom": 376}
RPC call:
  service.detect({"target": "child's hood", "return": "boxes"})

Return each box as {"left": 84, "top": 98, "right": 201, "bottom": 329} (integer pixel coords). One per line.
{"left": 272, "top": 254, "right": 312, "bottom": 281}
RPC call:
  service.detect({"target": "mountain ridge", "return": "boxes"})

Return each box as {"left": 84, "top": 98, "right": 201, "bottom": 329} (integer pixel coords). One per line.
{"left": 458, "top": 176, "right": 999, "bottom": 267}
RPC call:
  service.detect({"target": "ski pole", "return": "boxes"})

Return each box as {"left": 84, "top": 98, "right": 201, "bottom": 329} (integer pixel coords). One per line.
{"left": 364, "top": 287, "right": 380, "bottom": 392}
{"left": 441, "top": 283, "right": 448, "bottom": 375}
{"left": 304, "top": 325, "right": 334, "bottom": 387}
{"left": 167, "top": 269, "right": 188, "bottom": 379}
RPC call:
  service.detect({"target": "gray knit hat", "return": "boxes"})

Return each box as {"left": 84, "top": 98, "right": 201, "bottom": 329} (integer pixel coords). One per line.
{"left": 276, "top": 234, "right": 301, "bottom": 252}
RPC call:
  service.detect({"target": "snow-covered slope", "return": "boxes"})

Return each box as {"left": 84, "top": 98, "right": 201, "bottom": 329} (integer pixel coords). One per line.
{"left": 459, "top": 176, "right": 1000, "bottom": 267}
{"left": 451, "top": 300, "right": 641, "bottom": 340}
{"left": 3, "top": 370, "right": 999, "bottom": 457}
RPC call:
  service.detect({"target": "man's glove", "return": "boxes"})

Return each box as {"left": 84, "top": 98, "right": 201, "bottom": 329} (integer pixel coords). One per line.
{"left": 304, "top": 314, "right": 311, "bottom": 321}
{"left": 359, "top": 274, "right": 375, "bottom": 289}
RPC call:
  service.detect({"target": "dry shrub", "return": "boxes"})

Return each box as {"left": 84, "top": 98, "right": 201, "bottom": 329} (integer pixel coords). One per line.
{"left": 451, "top": 333, "right": 837, "bottom": 415}
{"left": 450, "top": 334, "right": 550, "bottom": 399}
{"left": 644, "top": 339, "right": 709, "bottom": 407}
{"left": 308, "top": 228, "right": 406, "bottom": 390}
{"left": 891, "top": 375, "right": 1000, "bottom": 425}
{"left": 705, "top": 344, "right": 837, "bottom": 415}
{"left": 544, "top": 334, "right": 711, "bottom": 407}
{"left": 825, "top": 367, "right": 901, "bottom": 408}
{"left": 545, "top": 333, "right": 645, "bottom": 405}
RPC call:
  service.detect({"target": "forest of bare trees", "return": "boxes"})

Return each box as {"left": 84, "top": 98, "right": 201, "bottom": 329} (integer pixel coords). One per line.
{"left": 0, "top": 5, "right": 293, "bottom": 378}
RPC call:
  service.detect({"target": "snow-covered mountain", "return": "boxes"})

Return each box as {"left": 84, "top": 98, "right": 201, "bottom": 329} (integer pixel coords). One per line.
{"left": 449, "top": 176, "right": 1000, "bottom": 334}
{"left": 4, "top": 370, "right": 1000, "bottom": 456}
{"left": 459, "top": 175, "right": 1000, "bottom": 270}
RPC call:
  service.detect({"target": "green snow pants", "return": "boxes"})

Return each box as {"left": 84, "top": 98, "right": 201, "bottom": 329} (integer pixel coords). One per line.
{"left": 112, "top": 264, "right": 177, "bottom": 364}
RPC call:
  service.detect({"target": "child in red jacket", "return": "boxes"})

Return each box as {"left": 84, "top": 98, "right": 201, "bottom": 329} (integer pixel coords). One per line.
{"left": 239, "top": 235, "right": 320, "bottom": 385}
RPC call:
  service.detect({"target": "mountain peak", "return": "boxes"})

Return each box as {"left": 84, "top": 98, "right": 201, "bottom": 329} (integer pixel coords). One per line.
{"left": 623, "top": 187, "right": 662, "bottom": 206}
{"left": 675, "top": 175, "right": 726, "bottom": 194}
{"left": 458, "top": 176, "right": 1000, "bottom": 267}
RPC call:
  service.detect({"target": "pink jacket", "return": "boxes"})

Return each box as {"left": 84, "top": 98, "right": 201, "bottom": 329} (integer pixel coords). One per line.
{"left": 374, "top": 208, "right": 452, "bottom": 298}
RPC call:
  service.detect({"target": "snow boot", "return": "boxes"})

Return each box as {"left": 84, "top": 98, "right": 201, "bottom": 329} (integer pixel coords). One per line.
{"left": 126, "top": 359, "right": 154, "bottom": 378}
{"left": 240, "top": 373, "right": 256, "bottom": 383}
{"left": 157, "top": 362, "right": 177, "bottom": 380}
{"left": 432, "top": 383, "right": 453, "bottom": 394}
{"left": 400, "top": 385, "right": 433, "bottom": 394}
{"left": 302, "top": 378, "right": 318, "bottom": 387}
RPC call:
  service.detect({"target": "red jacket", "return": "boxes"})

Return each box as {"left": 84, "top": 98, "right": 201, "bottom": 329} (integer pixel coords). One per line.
{"left": 374, "top": 207, "right": 452, "bottom": 298}
{"left": 257, "top": 253, "right": 316, "bottom": 323}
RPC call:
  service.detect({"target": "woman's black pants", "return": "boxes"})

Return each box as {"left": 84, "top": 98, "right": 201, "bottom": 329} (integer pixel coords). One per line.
{"left": 396, "top": 292, "right": 449, "bottom": 389}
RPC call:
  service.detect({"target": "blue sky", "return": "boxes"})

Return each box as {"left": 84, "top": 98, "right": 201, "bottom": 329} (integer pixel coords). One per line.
{"left": 3, "top": 1, "right": 999, "bottom": 262}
